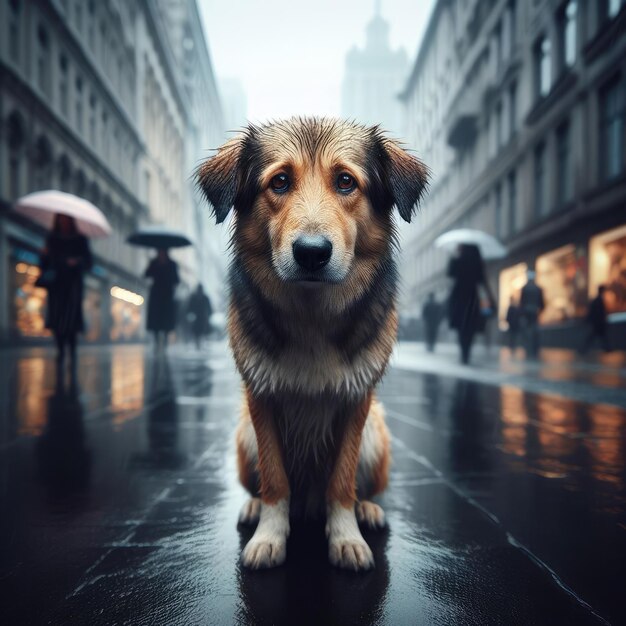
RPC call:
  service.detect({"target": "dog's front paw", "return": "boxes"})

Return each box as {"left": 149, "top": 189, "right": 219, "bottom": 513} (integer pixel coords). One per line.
{"left": 242, "top": 536, "right": 287, "bottom": 569}
{"left": 356, "top": 501, "right": 386, "bottom": 529}
{"left": 329, "top": 537, "right": 374, "bottom": 571}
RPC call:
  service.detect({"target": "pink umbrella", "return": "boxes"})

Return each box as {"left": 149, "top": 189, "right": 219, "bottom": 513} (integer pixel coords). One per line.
{"left": 13, "top": 190, "right": 112, "bottom": 238}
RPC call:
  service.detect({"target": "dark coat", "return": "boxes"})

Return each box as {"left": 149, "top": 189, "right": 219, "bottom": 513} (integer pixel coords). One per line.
{"left": 506, "top": 305, "right": 521, "bottom": 331}
{"left": 187, "top": 290, "right": 213, "bottom": 336}
{"left": 447, "top": 256, "right": 483, "bottom": 334}
{"left": 41, "top": 234, "right": 92, "bottom": 335}
{"left": 520, "top": 281, "right": 545, "bottom": 323}
{"left": 586, "top": 295, "right": 607, "bottom": 331}
{"left": 145, "top": 258, "right": 179, "bottom": 332}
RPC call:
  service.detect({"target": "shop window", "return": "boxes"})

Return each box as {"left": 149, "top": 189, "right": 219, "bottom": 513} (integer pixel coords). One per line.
{"left": 10, "top": 259, "right": 50, "bottom": 338}
{"left": 498, "top": 262, "right": 528, "bottom": 329}
{"left": 556, "top": 120, "right": 574, "bottom": 205}
{"left": 589, "top": 224, "right": 626, "bottom": 315}
{"left": 536, "top": 244, "right": 588, "bottom": 324}
{"left": 599, "top": 75, "right": 625, "bottom": 182}
{"left": 110, "top": 286, "right": 144, "bottom": 341}
{"left": 84, "top": 279, "right": 102, "bottom": 341}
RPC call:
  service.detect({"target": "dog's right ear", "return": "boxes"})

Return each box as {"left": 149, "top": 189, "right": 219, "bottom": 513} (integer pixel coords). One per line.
{"left": 196, "top": 136, "right": 245, "bottom": 224}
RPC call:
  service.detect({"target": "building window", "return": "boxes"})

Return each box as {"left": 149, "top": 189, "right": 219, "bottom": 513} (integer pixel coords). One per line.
{"left": 534, "top": 143, "right": 548, "bottom": 217}
{"left": 600, "top": 76, "right": 625, "bottom": 181}
{"left": 58, "top": 155, "right": 72, "bottom": 191}
{"left": 59, "top": 54, "right": 68, "bottom": 117}
{"left": 75, "top": 76, "right": 83, "bottom": 133}
{"left": 37, "top": 26, "right": 50, "bottom": 96}
{"left": 495, "top": 101, "right": 503, "bottom": 148}
{"left": 495, "top": 183, "right": 503, "bottom": 238}
{"left": 508, "top": 170, "right": 517, "bottom": 234}
{"left": 534, "top": 36, "right": 551, "bottom": 98}
{"left": 87, "top": 1, "right": 95, "bottom": 43}
{"left": 600, "top": 0, "right": 624, "bottom": 22}
{"left": 508, "top": 81, "right": 517, "bottom": 137}
{"left": 102, "top": 111, "right": 109, "bottom": 159}
{"left": 74, "top": 0, "right": 83, "bottom": 33}
{"left": 558, "top": 1, "right": 577, "bottom": 70}
{"left": 556, "top": 121, "right": 574, "bottom": 205}
{"left": 33, "top": 135, "right": 53, "bottom": 190}
{"left": 89, "top": 94, "right": 97, "bottom": 145}
{"left": 8, "top": 0, "right": 21, "bottom": 63}
{"left": 508, "top": 0, "right": 517, "bottom": 52}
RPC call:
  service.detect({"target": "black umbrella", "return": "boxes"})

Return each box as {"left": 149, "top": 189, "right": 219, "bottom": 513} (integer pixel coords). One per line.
{"left": 127, "top": 226, "right": 193, "bottom": 249}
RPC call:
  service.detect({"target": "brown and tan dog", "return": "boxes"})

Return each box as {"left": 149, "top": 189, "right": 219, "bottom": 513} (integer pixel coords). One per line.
{"left": 197, "top": 118, "right": 427, "bottom": 571}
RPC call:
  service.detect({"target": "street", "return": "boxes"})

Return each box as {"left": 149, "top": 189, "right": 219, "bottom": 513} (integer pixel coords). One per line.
{"left": 1, "top": 342, "right": 625, "bottom": 625}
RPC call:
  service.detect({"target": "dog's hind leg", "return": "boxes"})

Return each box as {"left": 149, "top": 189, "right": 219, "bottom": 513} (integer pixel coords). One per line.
{"left": 356, "top": 399, "right": 390, "bottom": 530}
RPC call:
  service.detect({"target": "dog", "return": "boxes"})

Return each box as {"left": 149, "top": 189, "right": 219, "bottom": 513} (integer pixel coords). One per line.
{"left": 197, "top": 118, "right": 428, "bottom": 571}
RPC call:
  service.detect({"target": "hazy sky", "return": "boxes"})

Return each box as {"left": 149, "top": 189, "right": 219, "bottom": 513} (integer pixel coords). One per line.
{"left": 198, "top": 0, "right": 436, "bottom": 124}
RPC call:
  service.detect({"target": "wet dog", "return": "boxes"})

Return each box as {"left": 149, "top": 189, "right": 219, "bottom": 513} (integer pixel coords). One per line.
{"left": 197, "top": 118, "right": 428, "bottom": 571}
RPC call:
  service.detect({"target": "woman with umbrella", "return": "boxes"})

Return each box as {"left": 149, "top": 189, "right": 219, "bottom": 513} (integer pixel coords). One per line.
{"left": 447, "top": 243, "right": 496, "bottom": 365}
{"left": 14, "top": 191, "right": 110, "bottom": 383}
{"left": 144, "top": 249, "right": 180, "bottom": 352}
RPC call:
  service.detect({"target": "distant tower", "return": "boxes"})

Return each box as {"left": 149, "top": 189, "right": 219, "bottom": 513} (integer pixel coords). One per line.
{"left": 341, "top": 1, "right": 408, "bottom": 136}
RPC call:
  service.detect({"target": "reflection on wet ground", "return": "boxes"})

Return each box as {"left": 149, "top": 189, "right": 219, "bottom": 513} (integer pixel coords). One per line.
{"left": 1, "top": 343, "right": 625, "bottom": 625}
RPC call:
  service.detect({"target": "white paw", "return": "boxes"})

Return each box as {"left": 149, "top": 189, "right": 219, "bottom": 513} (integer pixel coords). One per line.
{"left": 240, "top": 498, "right": 289, "bottom": 570}
{"left": 329, "top": 537, "right": 374, "bottom": 571}
{"left": 326, "top": 501, "right": 375, "bottom": 572}
{"left": 238, "top": 497, "right": 261, "bottom": 526}
{"left": 242, "top": 535, "right": 287, "bottom": 569}
{"left": 356, "top": 501, "right": 386, "bottom": 529}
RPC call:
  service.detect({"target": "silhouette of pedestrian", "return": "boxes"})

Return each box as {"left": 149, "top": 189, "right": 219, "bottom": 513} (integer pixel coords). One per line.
{"left": 506, "top": 296, "right": 521, "bottom": 350}
{"left": 581, "top": 285, "right": 611, "bottom": 353}
{"left": 145, "top": 249, "right": 180, "bottom": 352}
{"left": 187, "top": 284, "right": 213, "bottom": 350}
{"left": 447, "top": 244, "right": 495, "bottom": 365}
{"left": 39, "top": 214, "right": 93, "bottom": 383}
{"left": 422, "top": 292, "right": 442, "bottom": 352}
{"left": 520, "top": 270, "right": 545, "bottom": 358}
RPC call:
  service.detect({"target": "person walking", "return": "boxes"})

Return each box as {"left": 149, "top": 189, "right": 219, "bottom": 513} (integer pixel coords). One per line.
{"left": 520, "top": 270, "right": 545, "bottom": 358}
{"left": 447, "top": 244, "right": 495, "bottom": 365}
{"left": 145, "top": 249, "right": 180, "bottom": 352}
{"left": 40, "top": 214, "right": 93, "bottom": 382}
{"left": 422, "top": 292, "right": 442, "bottom": 352}
{"left": 187, "top": 284, "right": 213, "bottom": 350}
{"left": 581, "top": 285, "right": 611, "bottom": 353}
{"left": 506, "top": 297, "right": 522, "bottom": 350}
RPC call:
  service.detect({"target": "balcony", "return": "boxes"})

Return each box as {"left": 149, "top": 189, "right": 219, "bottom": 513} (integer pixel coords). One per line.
{"left": 446, "top": 92, "right": 480, "bottom": 149}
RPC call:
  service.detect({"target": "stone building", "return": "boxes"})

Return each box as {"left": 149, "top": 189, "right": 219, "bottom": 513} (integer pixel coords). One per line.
{"left": 399, "top": 0, "right": 626, "bottom": 348}
{"left": 0, "top": 0, "right": 224, "bottom": 343}
{"left": 341, "top": 1, "right": 409, "bottom": 137}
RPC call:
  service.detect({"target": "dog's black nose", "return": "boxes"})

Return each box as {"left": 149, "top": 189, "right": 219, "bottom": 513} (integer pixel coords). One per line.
{"left": 292, "top": 235, "right": 333, "bottom": 271}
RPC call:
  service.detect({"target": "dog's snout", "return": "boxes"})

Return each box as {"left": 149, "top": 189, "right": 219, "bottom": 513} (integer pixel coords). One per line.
{"left": 292, "top": 235, "right": 333, "bottom": 271}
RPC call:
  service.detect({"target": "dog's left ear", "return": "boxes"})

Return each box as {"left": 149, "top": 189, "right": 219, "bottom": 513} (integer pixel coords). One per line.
{"left": 196, "top": 136, "right": 245, "bottom": 224}
{"left": 381, "top": 139, "right": 429, "bottom": 223}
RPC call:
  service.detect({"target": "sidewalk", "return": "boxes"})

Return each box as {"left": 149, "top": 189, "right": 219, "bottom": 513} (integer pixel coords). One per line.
{"left": 393, "top": 341, "right": 626, "bottom": 409}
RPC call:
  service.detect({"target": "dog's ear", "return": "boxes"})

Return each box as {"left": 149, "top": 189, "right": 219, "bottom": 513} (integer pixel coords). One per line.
{"left": 375, "top": 138, "right": 429, "bottom": 223}
{"left": 196, "top": 136, "right": 245, "bottom": 224}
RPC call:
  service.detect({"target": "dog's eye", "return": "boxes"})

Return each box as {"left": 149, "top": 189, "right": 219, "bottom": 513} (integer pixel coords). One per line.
{"left": 270, "top": 173, "right": 290, "bottom": 193}
{"left": 337, "top": 173, "right": 356, "bottom": 193}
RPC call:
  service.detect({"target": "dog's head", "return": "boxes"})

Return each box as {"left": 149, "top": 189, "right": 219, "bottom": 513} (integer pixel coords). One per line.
{"left": 197, "top": 118, "right": 428, "bottom": 287}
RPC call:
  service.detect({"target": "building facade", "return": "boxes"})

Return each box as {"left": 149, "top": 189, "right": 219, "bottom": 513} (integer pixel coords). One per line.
{"left": 341, "top": 2, "right": 409, "bottom": 137}
{"left": 400, "top": 0, "right": 626, "bottom": 347}
{"left": 0, "top": 0, "right": 225, "bottom": 344}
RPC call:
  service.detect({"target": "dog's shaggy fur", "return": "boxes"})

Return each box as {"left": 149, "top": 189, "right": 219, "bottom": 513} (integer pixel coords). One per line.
{"left": 197, "top": 118, "right": 428, "bottom": 571}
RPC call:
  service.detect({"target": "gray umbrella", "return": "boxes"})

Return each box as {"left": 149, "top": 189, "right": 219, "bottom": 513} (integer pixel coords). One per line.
{"left": 127, "top": 225, "right": 193, "bottom": 249}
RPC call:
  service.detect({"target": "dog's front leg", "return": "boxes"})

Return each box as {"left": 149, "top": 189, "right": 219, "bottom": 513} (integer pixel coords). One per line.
{"left": 326, "top": 393, "right": 375, "bottom": 571}
{"left": 241, "top": 390, "right": 290, "bottom": 569}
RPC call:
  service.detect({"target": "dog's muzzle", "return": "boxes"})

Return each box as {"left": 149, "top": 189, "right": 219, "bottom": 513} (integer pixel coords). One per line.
{"left": 292, "top": 235, "right": 333, "bottom": 272}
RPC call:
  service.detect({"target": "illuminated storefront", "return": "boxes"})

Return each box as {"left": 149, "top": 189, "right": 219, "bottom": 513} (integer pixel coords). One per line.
{"left": 589, "top": 224, "right": 626, "bottom": 316}
{"left": 10, "top": 258, "right": 50, "bottom": 338}
{"left": 536, "top": 244, "right": 587, "bottom": 324}
{"left": 498, "top": 262, "right": 528, "bottom": 329}
{"left": 110, "top": 286, "right": 144, "bottom": 341}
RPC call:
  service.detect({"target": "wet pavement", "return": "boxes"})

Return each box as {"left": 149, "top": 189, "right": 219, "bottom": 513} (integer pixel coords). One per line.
{"left": 1, "top": 343, "right": 625, "bottom": 625}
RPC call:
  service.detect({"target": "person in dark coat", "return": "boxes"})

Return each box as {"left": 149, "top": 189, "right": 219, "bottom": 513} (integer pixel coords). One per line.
{"left": 506, "top": 296, "right": 521, "bottom": 350}
{"left": 447, "top": 244, "right": 495, "bottom": 364}
{"left": 520, "top": 270, "right": 545, "bottom": 358}
{"left": 187, "top": 284, "right": 213, "bottom": 349}
{"left": 422, "top": 292, "right": 442, "bottom": 352}
{"left": 581, "top": 285, "right": 610, "bottom": 353}
{"left": 40, "top": 214, "right": 93, "bottom": 380}
{"left": 145, "top": 249, "right": 180, "bottom": 351}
